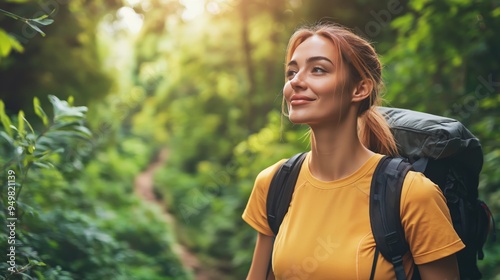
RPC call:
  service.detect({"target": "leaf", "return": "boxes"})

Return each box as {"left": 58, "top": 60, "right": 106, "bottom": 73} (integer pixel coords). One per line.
{"left": 23, "top": 116, "right": 35, "bottom": 135}
{"left": 18, "top": 110, "right": 25, "bottom": 136}
{"left": 10, "top": 125, "right": 18, "bottom": 133}
{"left": 32, "top": 18, "right": 54, "bottom": 26}
{"left": 33, "top": 14, "right": 49, "bottom": 20}
{"left": 36, "top": 18, "right": 54, "bottom": 25}
{"left": 0, "top": 29, "right": 23, "bottom": 56}
{"left": 391, "top": 14, "right": 415, "bottom": 35}
{"left": 32, "top": 148, "right": 51, "bottom": 158}
{"left": 8, "top": 34, "right": 23, "bottom": 53}
{"left": 48, "top": 95, "right": 87, "bottom": 121}
{"left": 0, "top": 131, "right": 14, "bottom": 146}
{"left": 23, "top": 155, "right": 29, "bottom": 167}
{"left": 0, "top": 29, "right": 12, "bottom": 57}
{"left": 409, "top": 0, "right": 431, "bottom": 11}
{"left": 28, "top": 259, "right": 46, "bottom": 267}
{"left": 0, "top": 100, "right": 13, "bottom": 137}
{"left": 33, "top": 161, "right": 54, "bottom": 169}
{"left": 17, "top": 272, "right": 34, "bottom": 280}
{"left": 26, "top": 22, "right": 46, "bottom": 37}
{"left": 44, "top": 130, "right": 90, "bottom": 140}
{"left": 33, "top": 97, "right": 49, "bottom": 126}
{"left": 51, "top": 121, "right": 83, "bottom": 130}
{"left": 73, "top": 126, "right": 93, "bottom": 138}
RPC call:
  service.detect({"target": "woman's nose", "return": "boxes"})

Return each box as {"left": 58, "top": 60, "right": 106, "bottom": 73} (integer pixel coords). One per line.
{"left": 290, "top": 72, "right": 307, "bottom": 91}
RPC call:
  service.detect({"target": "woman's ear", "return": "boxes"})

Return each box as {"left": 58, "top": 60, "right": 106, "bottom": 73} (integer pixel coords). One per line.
{"left": 351, "top": 79, "right": 373, "bottom": 103}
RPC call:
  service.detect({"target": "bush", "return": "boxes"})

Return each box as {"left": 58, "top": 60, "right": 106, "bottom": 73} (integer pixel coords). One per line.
{"left": 0, "top": 96, "right": 190, "bottom": 280}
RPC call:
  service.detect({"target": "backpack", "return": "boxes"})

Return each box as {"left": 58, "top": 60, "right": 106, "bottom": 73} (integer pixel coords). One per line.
{"left": 266, "top": 107, "right": 496, "bottom": 280}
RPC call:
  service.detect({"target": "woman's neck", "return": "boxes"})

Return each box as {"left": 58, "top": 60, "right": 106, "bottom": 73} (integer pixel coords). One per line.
{"left": 308, "top": 122, "right": 374, "bottom": 182}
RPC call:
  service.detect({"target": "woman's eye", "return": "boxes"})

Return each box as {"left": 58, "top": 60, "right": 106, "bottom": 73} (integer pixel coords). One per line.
{"left": 312, "top": 67, "right": 326, "bottom": 73}
{"left": 286, "top": 70, "right": 297, "bottom": 79}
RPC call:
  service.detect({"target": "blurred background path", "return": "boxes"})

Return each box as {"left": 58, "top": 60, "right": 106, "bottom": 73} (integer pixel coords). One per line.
{"left": 134, "top": 149, "right": 220, "bottom": 280}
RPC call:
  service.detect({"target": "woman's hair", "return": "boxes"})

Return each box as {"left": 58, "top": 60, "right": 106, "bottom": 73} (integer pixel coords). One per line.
{"left": 283, "top": 23, "right": 398, "bottom": 156}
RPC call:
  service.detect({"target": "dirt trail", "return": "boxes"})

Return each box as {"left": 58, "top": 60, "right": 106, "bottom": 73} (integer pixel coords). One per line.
{"left": 133, "top": 149, "right": 215, "bottom": 280}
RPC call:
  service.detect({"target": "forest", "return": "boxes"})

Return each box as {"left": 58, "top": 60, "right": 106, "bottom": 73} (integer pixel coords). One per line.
{"left": 0, "top": 0, "right": 499, "bottom": 279}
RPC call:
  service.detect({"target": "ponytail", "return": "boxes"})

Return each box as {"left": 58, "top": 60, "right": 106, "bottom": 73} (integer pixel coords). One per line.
{"left": 358, "top": 107, "right": 398, "bottom": 156}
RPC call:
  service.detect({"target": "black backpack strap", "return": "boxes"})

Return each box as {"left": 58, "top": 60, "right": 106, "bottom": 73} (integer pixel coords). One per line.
{"left": 265, "top": 152, "right": 307, "bottom": 278}
{"left": 369, "top": 156, "right": 413, "bottom": 280}
{"left": 267, "top": 152, "right": 307, "bottom": 235}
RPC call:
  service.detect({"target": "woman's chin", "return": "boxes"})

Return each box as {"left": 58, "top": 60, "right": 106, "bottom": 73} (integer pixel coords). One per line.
{"left": 288, "top": 114, "right": 309, "bottom": 125}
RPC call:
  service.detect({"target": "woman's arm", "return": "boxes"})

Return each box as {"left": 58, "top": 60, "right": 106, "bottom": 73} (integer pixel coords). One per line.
{"left": 247, "top": 232, "right": 275, "bottom": 280}
{"left": 417, "top": 254, "right": 460, "bottom": 280}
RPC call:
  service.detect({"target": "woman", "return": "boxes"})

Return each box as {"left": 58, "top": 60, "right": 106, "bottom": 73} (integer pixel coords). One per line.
{"left": 242, "top": 23, "right": 464, "bottom": 279}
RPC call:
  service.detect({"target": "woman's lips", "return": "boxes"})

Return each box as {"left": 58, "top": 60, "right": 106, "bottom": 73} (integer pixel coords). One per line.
{"left": 290, "top": 95, "right": 315, "bottom": 105}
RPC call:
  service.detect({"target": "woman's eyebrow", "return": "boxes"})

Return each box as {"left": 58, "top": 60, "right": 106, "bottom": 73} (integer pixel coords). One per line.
{"left": 287, "top": 60, "right": 298, "bottom": 67}
{"left": 307, "top": 56, "right": 334, "bottom": 65}
{"left": 287, "top": 56, "right": 334, "bottom": 67}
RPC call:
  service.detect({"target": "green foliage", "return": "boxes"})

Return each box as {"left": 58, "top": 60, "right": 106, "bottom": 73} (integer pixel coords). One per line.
{"left": 0, "top": 6, "right": 54, "bottom": 61}
{"left": 0, "top": 29, "right": 23, "bottom": 58}
{"left": 0, "top": 8, "right": 54, "bottom": 37}
{"left": 381, "top": 1, "right": 500, "bottom": 275}
{"left": 0, "top": 95, "right": 90, "bottom": 185}
{"left": 0, "top": 96, "right": 189, "bottom": 279}
{"left": 383, "top": 0, "right": 500, "bottom": 115}
{"left": 0, "top": 0, "right": 118, "bottom": 115}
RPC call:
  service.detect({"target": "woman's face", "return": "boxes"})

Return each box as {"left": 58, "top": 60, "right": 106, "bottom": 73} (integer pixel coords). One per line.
{"left": 283, "top": 34, "right": 352, "bottom": 126}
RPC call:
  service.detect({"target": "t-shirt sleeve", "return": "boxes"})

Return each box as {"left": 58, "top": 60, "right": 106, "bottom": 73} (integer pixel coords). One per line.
{"left": 400, "top": 171, "right": 465, "bottom": 264}
{"left": 242, "top": 160, "right": 286, "bottom": 237}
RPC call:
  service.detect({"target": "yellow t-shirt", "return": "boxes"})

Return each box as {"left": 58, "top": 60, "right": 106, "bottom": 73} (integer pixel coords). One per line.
{"left": 242, "top": 153, "right": 465, "bottom": 280}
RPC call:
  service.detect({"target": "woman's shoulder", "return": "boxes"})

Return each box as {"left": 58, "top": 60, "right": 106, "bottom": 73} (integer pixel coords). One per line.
{"left": 255, "top": 158, "right": 288, "bottom": 187}
{"left": 399, "top": 170, "right": 464, "bottom": 264}
{"left": 401, "top": 170, "right": 445, "bottom": 208}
